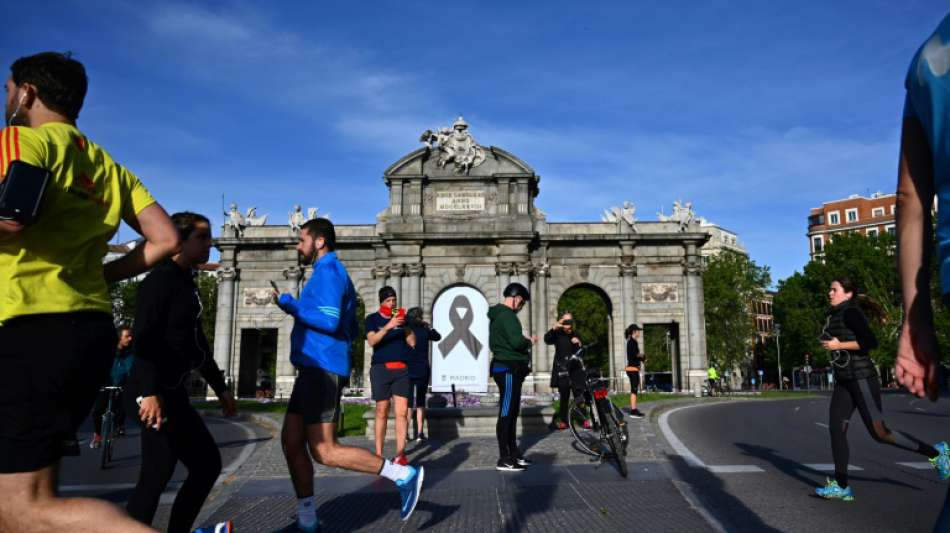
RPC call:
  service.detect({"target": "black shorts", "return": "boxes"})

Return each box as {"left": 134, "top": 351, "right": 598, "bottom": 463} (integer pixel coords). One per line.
{"left": 287, "top": 366, "right": 344, "bottom": 425}
{"left": 627, "top": 370, "right": 641, "bottom": 393}
{"left": 0, "top": 312, "right": 115, "bottom": 473}
{"left": 370, "top": 363, "right": 410, "bottom": 401}
{"left": 409, "top": 376, "right": 428, "bottom": 409}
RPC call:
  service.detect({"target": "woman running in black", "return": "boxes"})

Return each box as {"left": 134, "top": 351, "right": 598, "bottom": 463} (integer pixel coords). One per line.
{"left": 815, "top": 276, "right": 949, "bottom": 501}
{"left": 125, "top": 212, "right": 237, "bottom": 532}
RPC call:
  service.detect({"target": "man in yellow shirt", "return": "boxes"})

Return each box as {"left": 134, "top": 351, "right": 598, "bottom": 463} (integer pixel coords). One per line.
{"left": 0, "top": 52, "right": 179, "bottom": 533}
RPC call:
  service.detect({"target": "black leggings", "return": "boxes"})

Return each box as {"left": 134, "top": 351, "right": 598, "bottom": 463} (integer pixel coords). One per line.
{"left": 493, "top": 367, "right": 525, "bottom": 461}
{"left": 829, "top": 377, "right": 936, "bottom": 487}
{"left": 126, "top": 388, "right": 222, "bottom": 533}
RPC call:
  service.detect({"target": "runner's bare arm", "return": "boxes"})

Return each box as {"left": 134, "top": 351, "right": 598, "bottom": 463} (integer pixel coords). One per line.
{"left": 103, "top": 203, "right": 179, "bottom": 282}
{"left": 0, "top": 219, "right": 24, "bottom": 237}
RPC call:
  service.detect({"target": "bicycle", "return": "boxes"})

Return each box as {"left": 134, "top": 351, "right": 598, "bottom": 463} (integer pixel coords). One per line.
{"left": 97, "top": 385, "right": 123, "bottom": 470}
{"left": 564, "top": 345, "right": 629, "bottom": 477}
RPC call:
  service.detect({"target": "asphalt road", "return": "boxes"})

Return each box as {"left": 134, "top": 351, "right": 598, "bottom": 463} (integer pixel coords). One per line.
{"left": 662, "top": 392, "right": 950, "bottom": 532}
{"left": 59, "top": 409, "right": 271, "bottom": 507}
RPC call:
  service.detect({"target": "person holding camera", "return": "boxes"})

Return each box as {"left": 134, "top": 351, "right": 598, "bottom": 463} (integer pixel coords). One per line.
{"left": 405, "top": 307, "right": 441, "bottom": 441}
{"left": 366, "top": 286, "right": 415, "bottom": 464}
{"left": 545, "top": 311, "right": 582, "bottom": 430}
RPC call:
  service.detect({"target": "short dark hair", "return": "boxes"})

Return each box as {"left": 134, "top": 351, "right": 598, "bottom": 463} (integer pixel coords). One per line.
{"left": 10, "top": 52, "right": 88, "bottom": 120}
{"left": 379, "top": 285, "right": 396, "bottom": 303}
{"left": 170, "top": 211, "right": 210, "bottom": 241}
{"left": 625, "top": 324, "right": 642, "bottom": 337}
{"left": 301, "top": 218, "right": 336, "bottom": 250}
{"left": 503, "top": 282, "right": 530, "bottom": 301}
{"left": 116, "top": 324, "right": 132, "bottom": 335}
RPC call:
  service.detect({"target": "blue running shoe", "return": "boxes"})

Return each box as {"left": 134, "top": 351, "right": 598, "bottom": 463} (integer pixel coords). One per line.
{"left": 294, "top": 518, "right": 320, "bottom": 533}
{"left": 815, "top": 478, "right": 853, "bottom": 501}
{"left": 395, "top": 465, "right": 424, "bottom": 521}
{"left": 192, "top": 520, "right": 233, "bottom": 533}
{"left": 931, "top": 441, "right": 950, "bottom": 480}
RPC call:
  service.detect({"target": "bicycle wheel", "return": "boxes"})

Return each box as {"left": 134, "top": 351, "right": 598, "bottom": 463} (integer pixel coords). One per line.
{"left": 568, "top": 403, "right": 600, "bottom": 456}
{"left": 100, "top": 412, "right": 113, "bottom": 470}
{"left": 599, "top": 401, "right": 628, "bottom": 477}
{"left": 609, "top": 402, "right": 629, "bottom": 456}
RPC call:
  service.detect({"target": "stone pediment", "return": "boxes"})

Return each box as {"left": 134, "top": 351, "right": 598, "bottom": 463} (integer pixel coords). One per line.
{"left": 384, "top": 146, "right": 534, "bottom": 179}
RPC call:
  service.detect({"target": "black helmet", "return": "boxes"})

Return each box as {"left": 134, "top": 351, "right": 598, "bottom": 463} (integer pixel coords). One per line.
{"left": 503, "top": 282, "right": 530, "bottom": 302}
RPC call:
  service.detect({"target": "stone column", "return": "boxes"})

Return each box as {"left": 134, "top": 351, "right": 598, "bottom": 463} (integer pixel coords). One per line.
{"left": 406, "top": 263, "right": 424, "bottom": 309}
{"left": 213, "top": 266, "right": 238, "bottom": 394}
{"left": 618, "top": 263, "right": 636, "bottom": 392}
{"left": 495, "top": 262, "right": 513, "bottom": 302}
{"left": 373, "top": 265, "right": 390, "bottom": 298}
{"left": 390, "top": 263, "right": 406, "bottom": 304}
{"left": 533, "top": 264, "right": 551, "bottom": 389}
{"left": 684, "top": 243, "right": 707, "bottom": 391}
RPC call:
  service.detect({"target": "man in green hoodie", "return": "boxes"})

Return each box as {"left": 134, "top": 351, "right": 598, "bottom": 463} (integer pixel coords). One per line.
{"left": 488, "top": 282, "right": 538, "bottom": 471}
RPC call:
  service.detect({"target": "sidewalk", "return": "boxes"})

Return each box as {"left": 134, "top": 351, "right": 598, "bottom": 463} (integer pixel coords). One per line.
{"left": 197, "top": 401, "right": 717, "bottom": 532}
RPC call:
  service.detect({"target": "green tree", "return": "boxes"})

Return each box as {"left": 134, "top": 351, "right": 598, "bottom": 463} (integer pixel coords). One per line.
{"left": 196, "top": 271, "right": 218, "bottom": 345}
{"left": 702, "top": 251, "right": 771, "bottom": 371}
{"left": 643, "top": 324, "right": 672, "bottom": 372}
{"left": 109, "top": 279, "right": 141, "bottom": 326}
{"left": 557, "top": 285, "right": 610, "bottom": 373}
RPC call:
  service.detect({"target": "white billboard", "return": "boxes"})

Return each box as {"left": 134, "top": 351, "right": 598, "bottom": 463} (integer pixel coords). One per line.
{"left": 430, "top": 286, "right": 489, "bottom": 392}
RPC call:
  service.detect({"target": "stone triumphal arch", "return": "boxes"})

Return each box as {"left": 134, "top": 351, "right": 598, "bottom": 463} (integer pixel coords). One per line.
{"left": 212, "top": 118, "right": 709, "bottom": 397}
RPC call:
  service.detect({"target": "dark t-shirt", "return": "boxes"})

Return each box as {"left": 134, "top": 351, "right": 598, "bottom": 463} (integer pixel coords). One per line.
{"left": 365, "top": 312, "right": 411, "bottom": 365}
{"left": 626, "top": 338, "right": 643, "bottom": 368}
{"left": 407, "top": 325, "right": 441, "bottom": 379}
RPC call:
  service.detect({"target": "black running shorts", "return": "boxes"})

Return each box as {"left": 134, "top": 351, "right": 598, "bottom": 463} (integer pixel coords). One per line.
{"left": 287, "top": 366, "right": 344, "bottom": 425}
{"left": 0, "top": 312, "right": 115, "bottom": 473}
{"left": 370, "top": 363, "right": 411, "bottom": 401}
{"left": 626, "top": 370, "right": 641, "bottom": 394}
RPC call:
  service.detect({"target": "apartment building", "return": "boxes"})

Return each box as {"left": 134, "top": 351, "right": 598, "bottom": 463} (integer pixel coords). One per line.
{"left": 807, "top": 192, "right": 895, "bottom": 259}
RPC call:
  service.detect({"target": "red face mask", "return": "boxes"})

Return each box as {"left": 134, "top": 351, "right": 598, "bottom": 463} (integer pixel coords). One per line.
{"left": 379, "top": 305, "right": 393, "bottom": 318}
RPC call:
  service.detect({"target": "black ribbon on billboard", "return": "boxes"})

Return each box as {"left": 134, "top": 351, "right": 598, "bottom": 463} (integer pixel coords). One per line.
{"left": 438, "top": 294, "right": 483, "bottom": 359}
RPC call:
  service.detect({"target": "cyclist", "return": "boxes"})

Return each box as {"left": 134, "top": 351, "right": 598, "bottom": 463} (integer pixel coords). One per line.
{"left": 0, "top": 51, "right": 179, "bottom": 533}
{"left": 488, "top": 282, "right": 537, "bottom": 471}
{"left": 126, "top": 212, "right": 238, "bottom": 533}
{"left": 275, "top": 219, "right": 423, "bottom": 531}
{"left": 91, "top": 325, "right": 135, "bottom": 447}
{"left": 545, "top": 311, "right": 582, "bottom": 430}
{"left": 625, "top": 324, "right": 646, "bottom": 418}
{"left": 814, "top": 277, "right": 950, "bottom": 501}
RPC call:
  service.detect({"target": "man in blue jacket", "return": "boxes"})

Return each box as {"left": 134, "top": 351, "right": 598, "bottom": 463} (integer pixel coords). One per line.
{"left": 274, "top": 218, "right": 423, "bottom": 531}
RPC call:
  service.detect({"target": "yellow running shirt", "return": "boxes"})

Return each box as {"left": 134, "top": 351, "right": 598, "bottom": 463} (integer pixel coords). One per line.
{"left": 0, "top": 122, "right": 156, "bottom": 323}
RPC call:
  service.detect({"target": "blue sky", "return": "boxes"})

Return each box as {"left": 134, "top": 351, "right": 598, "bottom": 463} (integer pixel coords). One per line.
{"left": 3, "top": 1, "right": 946, "bottom": 283}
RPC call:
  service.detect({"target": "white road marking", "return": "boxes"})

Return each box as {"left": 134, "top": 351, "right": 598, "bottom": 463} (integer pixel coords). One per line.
{"left": 658, "top": 403, "right": 764, "bottom": 473}
{"left": 815, "top": 422, "right": 829, "bottom": 428}
{"left": 803, "top": 463, "right": 863, "bottom": 471}
{"left": 897, "top": 462, "right": 935, "bottom": 470}
{"left": 916, "top": 407, "right": 927, "bottom": 412}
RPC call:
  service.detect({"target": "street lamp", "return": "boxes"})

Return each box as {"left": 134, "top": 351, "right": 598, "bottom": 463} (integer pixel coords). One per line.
{"left": 774, "top": 323, "right": 783, "bottom": 390}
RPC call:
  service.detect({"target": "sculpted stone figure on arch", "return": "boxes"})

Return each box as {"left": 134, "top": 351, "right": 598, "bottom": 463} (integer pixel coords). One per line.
{"left": 419, "top": 115, "right": 486, "bottom": 174}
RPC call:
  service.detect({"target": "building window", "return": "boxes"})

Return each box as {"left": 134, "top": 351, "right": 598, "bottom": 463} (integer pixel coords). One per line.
{"left": 890, "top": 205, "right": 896, "bottom": 215}
{"left": 872, "top": 207, "right": 885, "bottom": 218}
{"left": 813, "top": 236, "right": 823, "bottom": 253}
{"left": 828, "top": 211, "right": 840, "bottom": 225}
{"left": 886, "top": 224, "right": 896, "bottom": 236}
{"left": 867, "top": 227, "right": 879, "bottom": 237}
{"left": 846, "top": 208, "right": 858, "bottom": 223}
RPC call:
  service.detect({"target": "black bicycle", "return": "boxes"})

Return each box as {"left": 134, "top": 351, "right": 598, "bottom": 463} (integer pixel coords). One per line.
{"left": 565, "top": 346, "right": 629, "bottom": 477}
{"left": 98, "top": 386, "right": 123, "bottom": 469}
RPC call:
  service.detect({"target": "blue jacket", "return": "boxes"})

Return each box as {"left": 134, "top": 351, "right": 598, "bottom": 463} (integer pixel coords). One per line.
{"left": 278, "top": 252, "right": 358, "bottom": 377}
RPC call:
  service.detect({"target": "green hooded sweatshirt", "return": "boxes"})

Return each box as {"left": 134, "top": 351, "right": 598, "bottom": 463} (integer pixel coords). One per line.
{"left": 488, "top": 304, "right": 532, "bottom": 363}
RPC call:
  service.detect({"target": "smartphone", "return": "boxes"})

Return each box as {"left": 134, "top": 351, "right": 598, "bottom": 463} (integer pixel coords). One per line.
{"left": 818, "top": 332, "right": 833, "bottom": 342}
{"left": 135, "top": 396, "right": 168, "bottom": 429}
{"left": 269, "top": 281, "right": 279, "bottom": 292}
{"left": 0, "top": 160, "right": 51, "bottom": 224}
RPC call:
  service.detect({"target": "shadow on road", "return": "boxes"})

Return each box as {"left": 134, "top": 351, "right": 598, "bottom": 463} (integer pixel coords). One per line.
{"left": 667, "top": 453, "right": 781, "bottom": 533}
{"left": 734, "top": 442, "right": 920, "bottom": 491}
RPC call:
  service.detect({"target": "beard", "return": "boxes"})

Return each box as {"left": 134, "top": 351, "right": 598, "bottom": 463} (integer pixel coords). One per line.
{"left": 298, "top": 250, "right": 314, "bottom": 266}
{"left": 5, "top": 101, "right": 26, "bottom": 127}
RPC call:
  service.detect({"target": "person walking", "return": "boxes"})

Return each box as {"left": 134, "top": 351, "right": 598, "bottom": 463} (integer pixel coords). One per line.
{"left": 488, "top": 282, "right": 537, "bottom": 471}
{"left": 625, "top": 324, "right": 646, "bottom": 418}
{"left": 90, "top": 325, "right": 135, "bottom": 447}
{"left": 275, "top": 219, "right": 423, "bottom": 531}
{"left": 405, "top": 307, "right": 441, "bottom": 441}
{"left": 545, "top": 311, "right": 582, "bottom": 430}
{"left": 814, "top": 277, "right": 950, "bottom": 502}
{"left": 125, "top": 212, "right": 238, "bottom": 533}
{"left": 0, "top": 51, "right": 179, "bottom": 533}
{"left": 365, "top": 286, "right": 414, "bottom": 463}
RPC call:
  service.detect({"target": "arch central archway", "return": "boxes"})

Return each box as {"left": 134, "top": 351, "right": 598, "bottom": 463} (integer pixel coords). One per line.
{"left": 556, "top": 283, "right": 614, "bottom": 376}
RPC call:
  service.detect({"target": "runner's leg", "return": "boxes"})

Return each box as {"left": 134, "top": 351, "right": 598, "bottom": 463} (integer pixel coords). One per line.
{"left": 829, "top": 381, "right": 856, "bottom": 488}
{"left": 853, "top": 377, "right": 938, "bottom": 457}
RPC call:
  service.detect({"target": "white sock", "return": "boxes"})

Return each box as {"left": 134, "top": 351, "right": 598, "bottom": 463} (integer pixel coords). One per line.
{"left": 297, "top": 496, "right": 317, "bottom": 527}
{"left": 379, "top": 458, "right": 411, "bottom": 482}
